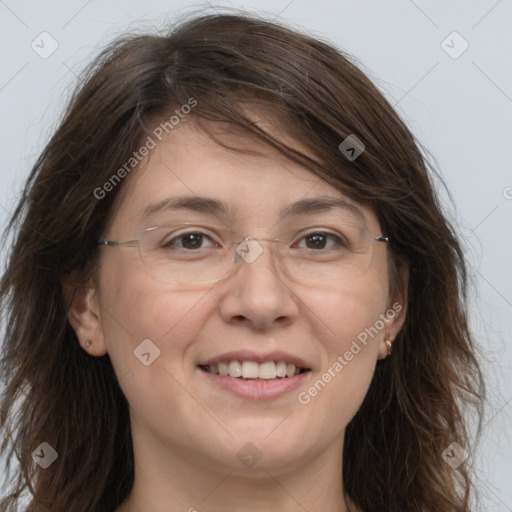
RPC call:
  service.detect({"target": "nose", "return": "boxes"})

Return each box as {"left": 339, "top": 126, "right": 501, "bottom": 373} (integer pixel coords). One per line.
{"left": 217, "top": 238, "right": 299, "bottom": 330}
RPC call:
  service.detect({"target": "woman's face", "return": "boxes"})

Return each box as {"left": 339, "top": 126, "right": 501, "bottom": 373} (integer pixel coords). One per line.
{"left": 71, "top": 118, "right": 406, "bottom": 475}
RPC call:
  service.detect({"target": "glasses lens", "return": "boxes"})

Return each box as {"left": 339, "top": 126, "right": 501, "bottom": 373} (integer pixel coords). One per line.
{"left": 279, "top": 223, "right": 376, "bottom": 285}
{"left": 137, "top": 223, "right": 381, "bottom": 285}
{"left": 139, "top": 225, "right": 235, "bottom": 284}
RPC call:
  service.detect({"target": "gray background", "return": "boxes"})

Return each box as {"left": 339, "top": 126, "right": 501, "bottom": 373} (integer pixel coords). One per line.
{"left": 0, "top": 1, "right": 511, "bottom": 510}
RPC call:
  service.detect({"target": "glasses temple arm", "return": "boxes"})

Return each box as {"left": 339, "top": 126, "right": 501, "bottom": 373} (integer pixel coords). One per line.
{"left": 96, "top": 240, "right": 139, "bottom": 247}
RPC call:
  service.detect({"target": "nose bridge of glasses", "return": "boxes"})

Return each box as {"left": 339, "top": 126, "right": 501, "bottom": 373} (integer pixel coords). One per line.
{"left": 233, "top": 235, "right": 281, "bottom": 266}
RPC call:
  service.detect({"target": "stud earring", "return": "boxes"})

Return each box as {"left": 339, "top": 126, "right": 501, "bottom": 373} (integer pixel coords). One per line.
{"left": 85, "top": 340, "right": 92, "bottom": 347}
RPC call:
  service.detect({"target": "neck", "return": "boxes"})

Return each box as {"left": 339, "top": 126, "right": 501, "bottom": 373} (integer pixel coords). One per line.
{"left": 116, "top": 430, "right": 360, "bottom": 512}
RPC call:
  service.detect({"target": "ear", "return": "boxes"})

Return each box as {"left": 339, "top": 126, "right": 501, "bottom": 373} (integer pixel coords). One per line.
{"left": 377, "top": 264, "right": 409, "bottom": 360}
{"left": 62, "top": 274, "right": 108, "bottom": 356}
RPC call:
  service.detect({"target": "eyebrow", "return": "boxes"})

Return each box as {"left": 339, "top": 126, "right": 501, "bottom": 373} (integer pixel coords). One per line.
{"left": 140, "top": 195, "right": 366, "bottom": 223}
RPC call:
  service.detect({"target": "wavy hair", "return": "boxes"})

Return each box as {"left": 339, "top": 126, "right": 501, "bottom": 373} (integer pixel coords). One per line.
{"left": 0, "top": 12, "right": 485, "bottom": 512}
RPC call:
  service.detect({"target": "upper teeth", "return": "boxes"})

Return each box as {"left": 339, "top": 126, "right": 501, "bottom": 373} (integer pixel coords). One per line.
{"left": 205, "top": 361, "right": 302, "bottom": 379}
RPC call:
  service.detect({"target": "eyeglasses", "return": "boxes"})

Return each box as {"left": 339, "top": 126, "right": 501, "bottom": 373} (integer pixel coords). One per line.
{"left": 97, "top": 222, "right": 389, "bottom": 286}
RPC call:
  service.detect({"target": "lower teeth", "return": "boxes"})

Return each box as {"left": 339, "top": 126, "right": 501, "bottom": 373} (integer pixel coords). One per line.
{"left": 239, "top": 377, "right": 285, "bottom": 380}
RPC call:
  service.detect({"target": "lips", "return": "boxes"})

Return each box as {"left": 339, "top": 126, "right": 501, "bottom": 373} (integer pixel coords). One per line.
{"left": 198, "top": 363, "right": 311, "bottom": 400}
{"left": 197, "top": 350, "right": 312, "bottom": 391}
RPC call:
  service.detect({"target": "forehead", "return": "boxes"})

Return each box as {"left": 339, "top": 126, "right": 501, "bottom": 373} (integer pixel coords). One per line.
{"left": 109, "top": 118, "right": 380, "bottom": 233}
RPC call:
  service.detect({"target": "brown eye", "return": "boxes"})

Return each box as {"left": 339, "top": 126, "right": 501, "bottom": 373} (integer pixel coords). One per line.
{"left": 296, "top": 232, "right": 345, "bottom": 251}
{"left": 305, "top": 233, "right": 327, "bottom": 249}
{"left": 163, "top": 232, "right": 213, "bottom": 250}
{"left": 182, "top": 233, "right": 205, "bottom": 249}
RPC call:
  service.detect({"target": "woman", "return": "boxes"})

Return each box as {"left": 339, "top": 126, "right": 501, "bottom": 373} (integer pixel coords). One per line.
{"left": 0, "top": 12, "right": 485, "bottom": 512}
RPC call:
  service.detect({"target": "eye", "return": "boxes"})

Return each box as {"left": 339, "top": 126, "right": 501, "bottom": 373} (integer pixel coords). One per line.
{"left": 294, "top": 231, "right": 347, "bottom": 251}
{"left": 162, "top": 231, "right": 219, "bottom": 250}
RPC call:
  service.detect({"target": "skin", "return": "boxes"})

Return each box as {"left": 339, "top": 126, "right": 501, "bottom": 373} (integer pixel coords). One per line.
{"left": 67, "top": 116, "right": 408, "bottom": 512}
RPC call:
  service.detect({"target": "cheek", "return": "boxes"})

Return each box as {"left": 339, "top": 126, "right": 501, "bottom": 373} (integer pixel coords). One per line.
{"left": 97, "top": 252, "right": 210, "bottom": 372}
{"left": 304, "top": 275, "right": 388, "bottom": 351}
{"left": 96, "top": 260, "right": 215, "bottom": 435}
{"left": 295, "top": 278, "right": 387, "bottom": 426}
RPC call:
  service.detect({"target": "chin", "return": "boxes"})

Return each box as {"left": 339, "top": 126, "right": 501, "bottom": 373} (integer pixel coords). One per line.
{"left": 207, "top": 427, "right": 316, "bottom": 472}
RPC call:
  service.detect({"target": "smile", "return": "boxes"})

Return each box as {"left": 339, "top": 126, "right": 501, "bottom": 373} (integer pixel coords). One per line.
{"left": 198, "top": 362, "right": 312, "bottom": 400}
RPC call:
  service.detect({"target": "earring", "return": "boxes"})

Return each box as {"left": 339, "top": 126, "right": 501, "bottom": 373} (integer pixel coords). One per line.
{"left": 85, "top": 340, "right": 92, "bottom": 347}
{"left": 385, "top": 338, "right": 392, "bottom": 356}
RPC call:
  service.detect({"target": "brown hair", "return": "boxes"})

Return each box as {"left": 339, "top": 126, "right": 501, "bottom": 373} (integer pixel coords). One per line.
{"left": 0, "top": 12, "right": 485, "bottom": 512}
